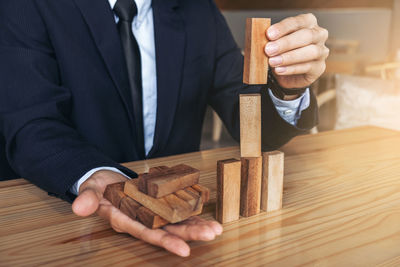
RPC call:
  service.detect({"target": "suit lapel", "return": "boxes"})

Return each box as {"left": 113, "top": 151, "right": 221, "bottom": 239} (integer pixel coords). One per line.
{"left": 149, "top": 0, "right": 185, "bottom": 157}
{"left": 73, "top": 0, "right": 136, "bottom": 132}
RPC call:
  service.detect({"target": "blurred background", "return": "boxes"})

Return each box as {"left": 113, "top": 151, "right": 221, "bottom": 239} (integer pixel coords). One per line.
{"left": 201, "top": 0, "right": 400, "bottom": 150}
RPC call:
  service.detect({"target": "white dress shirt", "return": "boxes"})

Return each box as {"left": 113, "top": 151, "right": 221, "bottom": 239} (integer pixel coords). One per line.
{"left": 70, "top": 0, "right": 310, "bottom": 195}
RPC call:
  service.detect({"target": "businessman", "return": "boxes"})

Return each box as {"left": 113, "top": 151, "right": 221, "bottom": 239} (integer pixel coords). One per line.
{"left": 0, "top": 0, "right": 328, "bottom": 257}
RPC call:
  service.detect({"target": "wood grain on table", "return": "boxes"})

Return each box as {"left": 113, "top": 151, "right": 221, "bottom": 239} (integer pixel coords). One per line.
{"left": 1, "top": 126, "right": 400, "bottom": 266}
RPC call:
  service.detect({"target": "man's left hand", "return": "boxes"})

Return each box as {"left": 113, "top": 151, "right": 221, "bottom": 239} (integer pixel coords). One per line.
{"left": 265, "top": 13, "right": 329, "bottom": 89}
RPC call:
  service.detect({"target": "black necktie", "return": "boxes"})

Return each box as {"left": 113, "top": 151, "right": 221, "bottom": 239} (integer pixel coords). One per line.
{"left": 114, "top": 0, "right": 145, "bottom": 158}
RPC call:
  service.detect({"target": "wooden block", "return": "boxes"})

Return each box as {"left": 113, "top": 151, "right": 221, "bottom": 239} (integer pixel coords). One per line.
{"left": 138, "top": 164, "right": 200, "bottom": 198}
{"left": 261, "top": 151, "right": 284, "bottom": 212}
{"left": 243, "top": 18, "right": 271, "bottom": 85}
{"left": 149, "top": 166, "right": 169, "bottom": 173}
{"left": 136, "top": 207, "right": 169, "bottom": 229}
{"left": 119, "top": 196, "right": 141, "bottom": 220}
{"left": 124, "top": 180, "right": 195, "bottom": 223}
{"left": 184, "top": 187, "right": 203, "bottom": 210}
{"left": 240, "top": 157, "right": 262, "bottom": 217}
{"left": 103, "top": 182, "right": 126, "bottom": 208}
{"left": 192, "top": 184, "right": 210, "bottom": 203}
{"left": 174, "top": 189, "right": 199, "bottom": 211}
{"left": 240, "top": 94, "right": 261, "bottom": 158}
{"left": 216, "top": 159, "right": 241, "bottom": 224}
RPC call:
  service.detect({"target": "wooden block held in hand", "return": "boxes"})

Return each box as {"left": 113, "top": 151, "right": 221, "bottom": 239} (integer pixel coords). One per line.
{"left": 240, "top": 157, "right": 262, "bottom": 217}
{"left": 192, "top": 184, "right": 210, "bottom": 203}
{"left": 243, "top": 18, "right": 271, "bottom": 85}
{"left": 136, "top": 207, "right": 169, "bottom": 229}
{"left": 261, "top": 151, "right": 284, "bottom": 212}
{"left": 216, "top": 159, "right": 241, "bottom": 224}
{"left": 103, "top": 182, "right": 126, "bottom": 208}
{"left": 138, "top": 164, "right": 200, "bottom": 198}
{"left": 119, "top": 196, "right": 141, "bottom": 220}
{"left": 138, "top": 166, "right": 170, "bottom": 193}
{"left": 124, "top": 180, "right": 195, "bottom": 223}
{"left": 240, "top": 94, "right": 261, "bottom": 158}
{"left": 174, "top": 189, "right": 199, "bottom": 211}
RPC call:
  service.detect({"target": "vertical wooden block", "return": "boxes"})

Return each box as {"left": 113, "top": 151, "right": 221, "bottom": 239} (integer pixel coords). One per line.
{"left": 240, "top": 157, "right": 262, "bottom": 217}
{"left": 216, "top": 159, "right": 241, "bottom": 224}
{"left": 240, "top": 94, "right": 262, "bottom": 158}
{"left": 243, "top": 18, "right": 271, "bottom": 85}
{"left": 261, "top": 151, "right": 284, "bottom": 212}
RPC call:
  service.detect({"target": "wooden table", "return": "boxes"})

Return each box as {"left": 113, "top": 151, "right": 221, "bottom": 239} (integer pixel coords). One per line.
{"left": 1, "top": 126, "right": 400, "bottom": 266}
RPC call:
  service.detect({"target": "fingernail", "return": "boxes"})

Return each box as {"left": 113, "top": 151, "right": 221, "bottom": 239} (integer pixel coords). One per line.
{"left": 268, "top": 28, "right": 279, "bottom": 39}
{"left": 269, "top": 56, "right": 283, "bottom": 66}
{"left": 275, "top": 67, "right": 286, "bottom": 73}
{"left": 265, "top": 43, "right": 278, "bottom": 55}
{"left": 181, "top": 249, "right": 190, "bottom": 257}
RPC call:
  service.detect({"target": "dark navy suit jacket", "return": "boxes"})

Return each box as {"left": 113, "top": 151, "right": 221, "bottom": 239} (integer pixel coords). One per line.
{"left": 0, "top": 0, "right": 317, "bottom": 201}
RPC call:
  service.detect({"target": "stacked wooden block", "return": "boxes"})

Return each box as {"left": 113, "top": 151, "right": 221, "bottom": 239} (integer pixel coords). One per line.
{"left": 216, "top": 18, "right": 285, "bottom": 224}
{"left": 104, "top": 164, "right": 209, "bottom": 229}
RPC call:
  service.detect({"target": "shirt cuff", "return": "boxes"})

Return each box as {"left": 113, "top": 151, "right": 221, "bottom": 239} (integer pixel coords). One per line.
{"left": 69, "top": 167, "right": 131, "bottom": 195}
{"left": 268, "top": 88, "right": 310, "bottom": 126}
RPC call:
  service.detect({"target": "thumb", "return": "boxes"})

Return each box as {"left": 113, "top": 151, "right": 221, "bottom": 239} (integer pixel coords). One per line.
{"left": 72, "top": 187, "right": 102, "bottom": 217}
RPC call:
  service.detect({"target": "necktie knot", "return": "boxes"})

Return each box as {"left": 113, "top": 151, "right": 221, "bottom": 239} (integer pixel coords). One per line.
{"left": 114, "top": 0, "right": 138, "bottom": 23}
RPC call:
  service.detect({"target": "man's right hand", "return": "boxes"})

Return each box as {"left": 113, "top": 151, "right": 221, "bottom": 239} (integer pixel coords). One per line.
{"left": 71, "top": 170, "right": 223, "bottom": 257}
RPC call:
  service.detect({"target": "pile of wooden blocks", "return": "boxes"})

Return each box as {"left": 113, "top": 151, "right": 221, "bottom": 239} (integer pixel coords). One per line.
{"left": 216, "top": 18, "right": 285, "bottom": 224}
{"left": 104, "top": 164, "right": 209, "bottom": 229}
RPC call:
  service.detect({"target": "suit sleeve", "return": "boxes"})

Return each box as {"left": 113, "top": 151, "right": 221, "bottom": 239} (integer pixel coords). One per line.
{"left": 0, "top": 0, "right": 136, "bottom": 202}
{"left": 206, "top": 0, "right": 318, "bottom": 151}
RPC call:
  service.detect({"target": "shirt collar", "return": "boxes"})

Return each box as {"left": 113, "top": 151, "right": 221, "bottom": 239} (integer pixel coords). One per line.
{"left": 108, "top": 0, "right": 151, "bottom": 26}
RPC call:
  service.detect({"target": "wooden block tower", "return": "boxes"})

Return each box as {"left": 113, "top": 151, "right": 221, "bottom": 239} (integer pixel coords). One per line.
{"left": 216, "top": 17, "right": 285, "bottom": 223}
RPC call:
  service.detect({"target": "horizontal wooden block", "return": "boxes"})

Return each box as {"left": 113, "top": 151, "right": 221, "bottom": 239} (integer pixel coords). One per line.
{"left": 136, "top": 207, "right": 169, "bottom": 229}
{"left": 243, "top": 18, "right": 271, "bottom": 85}
{"left": 240, "top": 157, "right": 262, "bottom": 217}
{"left": 261, "top": 151, "right": 284, "bottom": 212}
{"left": 240, "top": 94, "right": 262, "bottom": 158}
{"left": 217, "top": 159, "right": 241, "bottom": 224}
{"left": 104, "top": 182, "right": 126, "bottom": 208}
{"left": 138, "top": 164, "right": 200, "bottom": 198}
{"left": 124, "top": 180, "right": 195, "bottom": 223}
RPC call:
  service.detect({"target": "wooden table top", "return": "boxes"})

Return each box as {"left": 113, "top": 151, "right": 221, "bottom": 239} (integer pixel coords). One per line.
{"left": 1, "top": 126, "right": 400, "bottom": 266}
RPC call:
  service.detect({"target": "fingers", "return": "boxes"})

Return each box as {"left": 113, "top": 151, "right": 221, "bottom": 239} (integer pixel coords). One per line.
{"left": 266, "top": 27, "right": 328, "bottom": 57}
{"left": 97, "top": 203, "right": 191, "bottom": 257}
{"left": 163, "top": 216, "right": 223, "bottom": 241}
{"left": 72, "top": 187, "right": 102, "bottom": 217}
{"left": 274, "top": 61, "right": 326, "bottom": 76}
{"left": 267, "top": 13, "right": 318, "bottom": 40}
{"left": 269, "top": 44, "right": 329, "bottom": 68}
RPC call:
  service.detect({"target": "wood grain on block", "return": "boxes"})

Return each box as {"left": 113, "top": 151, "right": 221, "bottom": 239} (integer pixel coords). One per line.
{"left": 138, "top": 164, "right": 200, "bottom": 198}
{"left": 136, "top": 207, "right": 169, "bottom": 229}
{"left": 192, "top": 184, "right": 210, "bottom": 203}
{"left": 124, "top": 180, "right": 195, "bottom": 223}
{"left": 243, "top": 18, "right": 271, "bottom": 85}
{"left": 217, "top": 159, "right": 241, "bottom": 223}
{"left": 240, "top": 94, "right": 262, "bottom": 158}
{"left": 240, "top": 157, "right": 262, "bottom": 217}
{"left": 119, "top": 196, "right": 141, "bottom": 220}
{"left": 149, "top": 166, "right": 169, "bottom": 173}
{"left": 261, "top": 151, "right": 284, "bottom": 212}
{"left": 103, "top": 182, "right": 126, "bottom": 208}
